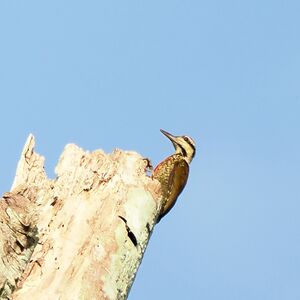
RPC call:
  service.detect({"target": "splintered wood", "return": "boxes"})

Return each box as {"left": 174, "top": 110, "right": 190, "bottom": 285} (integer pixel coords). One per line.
{"left": 0, "top": 135, "right": 161, "bottom": 300}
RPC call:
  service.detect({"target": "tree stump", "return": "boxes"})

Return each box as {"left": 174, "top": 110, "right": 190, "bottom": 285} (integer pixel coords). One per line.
{"left": 0, "top": 135, "right": 161, "bottom": 300}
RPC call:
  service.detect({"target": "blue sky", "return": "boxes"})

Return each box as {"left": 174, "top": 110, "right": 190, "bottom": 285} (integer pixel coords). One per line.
{"left": 1, "top": 1, "right": 300, "bottom": 299}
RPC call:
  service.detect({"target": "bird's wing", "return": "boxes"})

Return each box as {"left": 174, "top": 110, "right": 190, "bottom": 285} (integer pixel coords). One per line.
{"left": 159, "top": 159, "right": 189, "bottom": 221}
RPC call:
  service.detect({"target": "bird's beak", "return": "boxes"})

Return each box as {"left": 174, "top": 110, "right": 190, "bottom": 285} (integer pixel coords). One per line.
{"left": 160, "top": 129, "right": 177, "bottom": 143}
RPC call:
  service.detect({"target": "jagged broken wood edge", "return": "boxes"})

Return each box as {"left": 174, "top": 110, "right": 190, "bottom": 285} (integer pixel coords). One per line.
{"left": 11, "top": 134, "right": 47, "bottom": 193}
{"left": 0, "top": 134, "right": 162, "bottom": 300}
{"left": 0, "top": 135, "right": 44, "bottom": 298}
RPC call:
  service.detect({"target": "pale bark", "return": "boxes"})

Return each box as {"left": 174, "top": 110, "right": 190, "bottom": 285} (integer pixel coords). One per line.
{"left": 0, "top": 135, "right": 161, "bottom": 300}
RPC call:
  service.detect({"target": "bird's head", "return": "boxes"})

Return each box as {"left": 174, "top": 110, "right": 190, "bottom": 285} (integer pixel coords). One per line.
{"left": 160, "top": 129, "right": 196, "bottom": 164}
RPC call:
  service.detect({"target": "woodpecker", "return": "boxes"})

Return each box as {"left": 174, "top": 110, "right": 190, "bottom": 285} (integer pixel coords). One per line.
{"left": 153, "top": 129, "right": 196, "bottom": 222}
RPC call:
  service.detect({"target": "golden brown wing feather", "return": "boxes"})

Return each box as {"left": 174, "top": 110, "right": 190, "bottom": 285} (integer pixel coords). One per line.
{"left": 157, "top": 158, "right": 189, "bottom": 221}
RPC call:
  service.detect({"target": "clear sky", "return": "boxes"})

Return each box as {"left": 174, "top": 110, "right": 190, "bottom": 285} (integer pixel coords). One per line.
{"left": 0, "top": 1, "right": 299, "bottom": 299}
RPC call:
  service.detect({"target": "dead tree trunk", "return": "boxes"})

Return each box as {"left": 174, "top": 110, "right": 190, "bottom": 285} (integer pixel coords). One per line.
{"left": 0, "top": 135, "right": 161, "bottom": 300}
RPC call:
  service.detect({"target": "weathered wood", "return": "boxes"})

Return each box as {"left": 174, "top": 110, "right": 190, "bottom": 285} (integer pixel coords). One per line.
{"left": 0, "top": 135, "right": 161, "bottom": 300}
{"left": 0, "top": 191, "right": 38, "bottom": 298}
